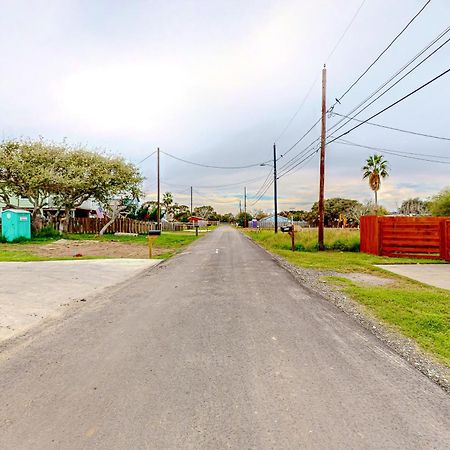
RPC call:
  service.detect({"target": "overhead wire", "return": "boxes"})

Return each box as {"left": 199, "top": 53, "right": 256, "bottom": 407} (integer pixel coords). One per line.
{"left": 331, "top": 112, "right": 450, "bottom": 141}
{"left": 336, "top": 139, "right": 450, "bottom": 164}
{"left": 336, "top": 0, "right": 432, "bottom": 103}
{"left": 160, "top": 150, "right": 269, "bottom": 170}
{"left": 274, "top": 0, "right": 367, "bottom": 145}
{"left": 326, "top": 66, "right": 450, "bottom": 146}
{"left": 328, "top": 27, "right": 450, "bottom": 138}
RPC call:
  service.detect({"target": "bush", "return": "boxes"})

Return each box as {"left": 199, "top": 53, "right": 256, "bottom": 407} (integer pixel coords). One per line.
{"left": 33, "top": 226, "right": 60, "bottom": 239}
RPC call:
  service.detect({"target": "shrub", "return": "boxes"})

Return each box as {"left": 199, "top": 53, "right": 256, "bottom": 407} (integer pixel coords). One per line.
{"left": 33, "top": 225, "right": 60, "bottom": 239}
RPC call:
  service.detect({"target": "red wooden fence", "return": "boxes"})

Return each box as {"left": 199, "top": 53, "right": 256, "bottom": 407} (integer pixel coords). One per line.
{"left": 360, "top": 216, "right": 450, "bottom": 261}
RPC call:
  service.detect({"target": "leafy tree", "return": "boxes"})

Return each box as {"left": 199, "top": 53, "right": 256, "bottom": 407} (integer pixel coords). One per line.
{"left": 398, "top": 198, "right": 430, "bottom": 216}
{"left": 0, "top": 139, "right": 143, "bottom": 232}
{"left": 346, "top": 200, "right": 388, "bottom": 225}
{"left": 235, "top": 211, "right": 252, "bottom": 227}
{"left": 429, "top": 188, "right": 450, "bottom": 216}
{"left": 0, "top": 139, "right": 64, "bottom": 231}
{"left": 54, "top": 149, "right": 142, "bottom": 231}
{"left": 172, "top": 203, "right": 190, "bottom": 222}
{"left": 280, "top": 210, "right": 309, "bottom": 222}
{"left": 162, "top": 192, "right": 173, "bottom": 211}
{"left": 193, "top": 205, "right": 216, "bottom": 219}
{"left": 309, "top": 198, "right": 361, "bottom": 227}
{"left": 252, "top": 209, "right": 268, "bottom": 220}
{"left": 220, "top": 212, "right": 235, "bottom": 223}
{"left": 362, "top": 154, "right": 389, "bottom": 213}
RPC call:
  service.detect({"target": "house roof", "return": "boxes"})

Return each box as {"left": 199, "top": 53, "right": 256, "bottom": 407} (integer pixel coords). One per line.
{"left": 259, "top": 214, "right": 291, "bottom": 223}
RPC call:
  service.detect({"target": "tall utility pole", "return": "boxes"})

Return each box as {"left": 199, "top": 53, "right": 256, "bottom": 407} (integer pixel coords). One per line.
{"left": 190, "top": 186, "right": 193, "bottom": 215}
{"left": 157, "top": 147, "right": 161, "bottom": 230}
{"left": 239, "top": 200, "right": 242, "bottom": 215}
{"left": 244, "top": 187, "right": 247, "bottom": 228}
{"left": 318, "top": 65, "right": 327, "bottom": 251}
{"left": 273, "top": 143, "right": 278, "bottom": 233}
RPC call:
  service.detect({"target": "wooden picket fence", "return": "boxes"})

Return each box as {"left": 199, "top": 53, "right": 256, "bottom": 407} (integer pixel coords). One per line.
{"left": 59, "top": 218, "right": 190, "bottom": 234}
{"left": 360, "top": 215, "right": 450, "bottom": 260}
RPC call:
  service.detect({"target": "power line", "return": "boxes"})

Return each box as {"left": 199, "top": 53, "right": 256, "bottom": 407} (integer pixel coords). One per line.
{"left": 326, "top": 66, "right": 450, "bottom": 146}
{"left": 328, "top": 29, "right": 450, "bottom": 138}
{"left": 274, "top": 0, "right": 367, "bottom": 144}
{"left": 337, "top": 139, "right": 450, "bottom": 164}
{"left": 336, "top": 0, "right": 432, "bottom": 103}
{"left": 326, "top": 0, "right": 367, "bottom": 62}
{"left": 137, "top": 150, "right": 157, "bottom": 164}
{"left": 250, "top": 180, "right": 274, "bottom": 207}
{"left": 160, "top": 150, "right": 268, "bottom": 170}
{"left": 332, "top": 112, "right": 450, "bottom": 141}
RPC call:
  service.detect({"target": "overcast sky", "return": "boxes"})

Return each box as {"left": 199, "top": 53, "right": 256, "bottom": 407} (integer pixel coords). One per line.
{"left": 1, "top": 0, "right": 449, "bottom": 213}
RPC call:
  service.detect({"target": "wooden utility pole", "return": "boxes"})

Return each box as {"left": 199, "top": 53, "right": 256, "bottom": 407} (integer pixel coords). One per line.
{"left": 244, "top": 187, "right": 247, "bottom": 228}
{"left": 318, "top": 65, "right": 327, "bottom": 251}
{"left": 190, "top": 186, "right": 193, "bottom": 215}
{"left": 157, "top": 147, "right": 161, "bottom": 230}
{"left": 273, "top": 143, "right": 278, "bottom": 233}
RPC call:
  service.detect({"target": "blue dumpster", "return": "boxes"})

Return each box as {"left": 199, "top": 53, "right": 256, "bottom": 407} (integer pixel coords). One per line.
{"left": 1, "top": 209, "right": 32, "bottom": 242}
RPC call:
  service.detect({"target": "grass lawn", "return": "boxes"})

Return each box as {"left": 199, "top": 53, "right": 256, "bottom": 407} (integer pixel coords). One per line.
{"left": 245, "top": 229, "right": 450, "bottom": 367}
{"left": 0, "top": 231, "right": 201, "bottom": 261}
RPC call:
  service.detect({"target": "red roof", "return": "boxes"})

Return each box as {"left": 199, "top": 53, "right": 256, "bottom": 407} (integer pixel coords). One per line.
{"left": 188, "top": 216, "right": 205, "bottom": 222}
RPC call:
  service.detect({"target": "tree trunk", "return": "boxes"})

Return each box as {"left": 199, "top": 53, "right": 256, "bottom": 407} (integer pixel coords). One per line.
{"left": 59, "top": 207, "right": 71, "bottom": 233}
{"left": 99, "top": 216, "right": 116, "bottom": 235}
{"left": 31, "top": 209, "right": 43, "bottom": 233}
{"left": 374, "top": 190, "right": 378, "bottom": 216}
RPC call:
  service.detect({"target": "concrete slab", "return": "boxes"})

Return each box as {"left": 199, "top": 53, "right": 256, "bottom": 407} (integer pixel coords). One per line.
{"left": 0, "top": 259, "right": 160, "bottom": 342}
{"left": 376, "top": 264, "right": 450, "bottom": 290}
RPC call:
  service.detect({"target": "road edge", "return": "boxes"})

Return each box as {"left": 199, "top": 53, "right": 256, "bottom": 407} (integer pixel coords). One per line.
{"left": 243, "top": 233, "right": 450, "bottom": 394}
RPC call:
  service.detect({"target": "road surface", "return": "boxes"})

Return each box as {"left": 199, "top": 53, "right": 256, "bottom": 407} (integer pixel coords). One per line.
{"left": 0, "top": 226, "right": 448, "bottom": 449}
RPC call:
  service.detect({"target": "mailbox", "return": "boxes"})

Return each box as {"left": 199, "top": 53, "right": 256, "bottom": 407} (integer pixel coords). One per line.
{"left": 280, "top": 225, "right": 293, "bottom": 233}
{"left": 148, "top": 230, "right": 161, "bottom": 236}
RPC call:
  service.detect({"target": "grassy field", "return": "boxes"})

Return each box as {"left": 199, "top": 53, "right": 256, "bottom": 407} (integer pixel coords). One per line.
{"left": 245, "top": 229, "right": 450, "bottom": 367}
{"left": 0, "top": 231, "right": 201, "bottom": 261}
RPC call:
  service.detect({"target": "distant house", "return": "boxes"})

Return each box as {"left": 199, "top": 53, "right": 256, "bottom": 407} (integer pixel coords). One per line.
{"left": 259, "top": 214, "right": 291, "bottom": 228}
{"left": 0, "top": 196, "right": 100, "bottom": 218}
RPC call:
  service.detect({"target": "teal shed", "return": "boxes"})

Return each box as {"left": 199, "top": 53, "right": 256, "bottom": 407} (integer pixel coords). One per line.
{"left": 1, "top": 209, "right": 32, "bottom": 242}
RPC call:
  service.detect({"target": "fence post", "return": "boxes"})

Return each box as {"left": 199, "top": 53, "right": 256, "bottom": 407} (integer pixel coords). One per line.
{"left": 377, "top": 216, "right": 382, "bottom": 256}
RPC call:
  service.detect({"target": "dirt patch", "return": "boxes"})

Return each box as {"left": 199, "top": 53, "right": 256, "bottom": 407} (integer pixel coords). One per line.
{"left": 22, "top": 240, "right": 160, "bottom": 259}
{"left": 337, "top": 273, "right": 394, "bottom": 286}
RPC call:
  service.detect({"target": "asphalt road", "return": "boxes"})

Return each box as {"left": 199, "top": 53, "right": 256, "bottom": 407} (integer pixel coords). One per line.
{"left": 0, "top": 226, "right": 448, "bottom": 449}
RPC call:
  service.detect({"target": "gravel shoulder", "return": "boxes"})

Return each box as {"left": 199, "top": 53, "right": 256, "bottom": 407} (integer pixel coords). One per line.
{"left": 246, "top": 237, "right": 450, "bottom": 393}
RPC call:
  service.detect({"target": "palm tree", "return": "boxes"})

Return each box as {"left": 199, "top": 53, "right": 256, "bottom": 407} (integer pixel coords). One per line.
{"left": 362, "top": 154, "right": 389, "bottom": 214}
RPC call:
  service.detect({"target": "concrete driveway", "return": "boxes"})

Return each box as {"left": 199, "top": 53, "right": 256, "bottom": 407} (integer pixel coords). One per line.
{"left": 0, "top": 259, "right": 159, "bottom": 342}
{"left": 376, "top": 264, "right": 450, "bottom": 290}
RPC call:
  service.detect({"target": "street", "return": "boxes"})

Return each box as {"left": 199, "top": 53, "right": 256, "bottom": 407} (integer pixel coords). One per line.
{"left": 0, "top": 226, "right": 448, "bottom": 449}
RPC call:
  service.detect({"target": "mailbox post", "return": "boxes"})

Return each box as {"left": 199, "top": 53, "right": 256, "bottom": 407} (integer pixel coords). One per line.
{"left": 147, "top": 230, "right": 161, "bottom": 258}
{"left": 280, "top": 225, "right": 295, "bottom": 252}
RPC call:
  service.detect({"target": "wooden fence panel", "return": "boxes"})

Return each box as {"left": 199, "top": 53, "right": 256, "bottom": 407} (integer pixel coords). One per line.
{"left": 360, "top": 216, "right": 450, "bottom": 260}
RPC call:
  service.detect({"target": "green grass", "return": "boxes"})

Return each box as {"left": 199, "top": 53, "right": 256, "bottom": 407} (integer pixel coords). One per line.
{"left": 248, "top": 228, "right": 360, "bottom": 252}
{"left": 328, "top": 276, "right": 450, "bottom": 367}
{"left": 245, "top": 228, "right": 450, "bottom": 367}
{"left": 0, "top": 231, "right": 201, "bottom": 261}
{"left": 245, "top": 229, "right": 442, "bottom": 273}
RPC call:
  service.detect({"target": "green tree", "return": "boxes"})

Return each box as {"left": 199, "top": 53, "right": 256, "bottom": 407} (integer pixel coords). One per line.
{"left": 429, "top": 188, "right": 450, "bottom": 216}
{"left": 309, "top": 198, "right": 361, "bottom": 227}
{"left": 54, "top": 149, "right": 142, "bottom": 231}
{"left": 0, "top": 139, "right": 64, "bottom": 231}
{"left": 235, "top": 211, "right": 252, "bottom": 227}
{"left": 362, "top": 154, "right": 389, "bottom": 213}
{"left": 398, "top": 198, "right": 430, "bottom": 216}
{"left": 193, "top": 205, "right": 216, "bottom": 219}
